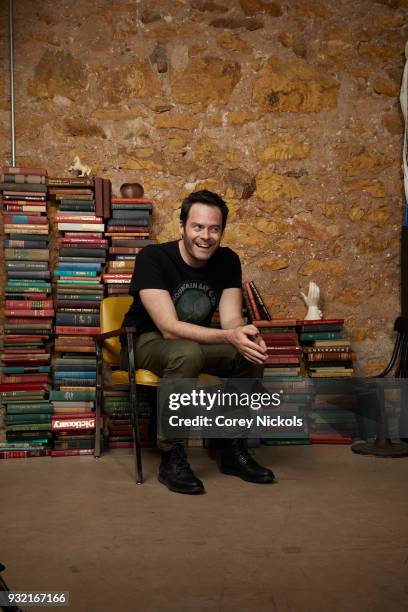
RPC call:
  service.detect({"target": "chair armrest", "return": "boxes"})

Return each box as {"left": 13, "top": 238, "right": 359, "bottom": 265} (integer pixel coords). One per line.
{"left": 95, "top": 326, "right": 137, "bottom": 343}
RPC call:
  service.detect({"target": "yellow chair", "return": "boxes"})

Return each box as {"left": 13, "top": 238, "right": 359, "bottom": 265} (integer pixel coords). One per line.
{"left": 95, "top": 296, "right": 159, "bottom": 484}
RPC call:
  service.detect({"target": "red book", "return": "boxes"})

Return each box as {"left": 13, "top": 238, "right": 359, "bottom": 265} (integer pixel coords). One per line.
{"left": 0, "top": 383, "right": 47, "bottom": 391}
{"left": 52, "top": 414, "right": 97, "bottom": 431}
{"left": 106, "top": 226, "right": 149, "bottom": 232}
{"left": 249, "top": 281, "right": 271, "bottom": 320}
{"left": 309, "top": 434, "right": 351, "bottom": 444}
{"left": 264, "top": 356, "right": 301, "bottom": 365}
{"left": 55, "top": 215, "right": 102, "bottom": 223}
{"left": 1, "top": 374, "right": 49, "bottom": 383}
{"left": 52, "top": 411, "right": 95, "bottom": 419}
{"left": 102, "top": 178, "right": 111, "bottom": 219}
{"left": 64, "top": 232, "right": 103, "bottom": 238}
{"left": 244, "top": 281, "right": 261, "bottom": 320}
{"left": 55, "top": 326, "right": 100, "bottom": 335}
{"left": 48, "top": 187, "right": 93, "bottom": 196}
{"left": 51, "top": 449, "right": 94, "bottom": 457}
{"left": 296, "top": 319, "right": 344, "bottom": 326}
{"left": 4, "top": 214, "right": 48, "bottom": 224}
{"left": 107, "top": 286, "right": 130, "bottom": 294}
{"left": 3, "top": 166, "right": 47, "bottom": 176}
{"left": 5, "top": 309, "right": 54, "bottom": 317}
{"left": 95, "top": 177, "right": 103, "bottom": 217}
{"left": 0, "top": 449, "right": 51, "bottom": 459}
{"left": 5, "top": 300, "right": 54, "bottom": 309}
{"left": 61, "top": 237, "right": 108, "bottom": 245}
{"left": 5, "top": 199, "right": 46, "bottom": 205}
{"left": 59, "top": 243, "right": 107, "bottom": 250}
{"left": 5, "top": 293, "right": 49, "bottom": 301}
{"left": 259, "top": 332, "right": 297, "bottom": 341}
{"left": 254, "top": 319, "right": 297, "bottom": 328}
{"left": 266, "top": 347, "right": 302, "bottom": 354}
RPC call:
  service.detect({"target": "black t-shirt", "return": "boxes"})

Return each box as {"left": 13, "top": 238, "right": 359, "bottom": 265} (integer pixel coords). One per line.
{"left": 122, "top": 240, "right": 242, "bottom": 335}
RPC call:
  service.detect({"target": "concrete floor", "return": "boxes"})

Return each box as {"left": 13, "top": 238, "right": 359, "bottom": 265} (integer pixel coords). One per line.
{"left": 1, "top": 445, "right": 408, "bottom": 612}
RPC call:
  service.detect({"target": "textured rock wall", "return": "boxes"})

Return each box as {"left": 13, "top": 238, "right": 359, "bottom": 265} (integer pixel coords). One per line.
{"left": 0, "top": 0, "right": 407, "bottom": 373}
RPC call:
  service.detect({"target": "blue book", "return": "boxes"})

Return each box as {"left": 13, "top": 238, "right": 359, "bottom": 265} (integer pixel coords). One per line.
{"left": 4, "top": 366, "right": 50, "bottom": 374}
{"left": 54, "top": 371, "right": 96, "bottom": 379}
{"left": 54, "top": 270, "right": 98, "bottom": 277}
{"left": 58, "top": 262, "right": 101, "bottom": 270}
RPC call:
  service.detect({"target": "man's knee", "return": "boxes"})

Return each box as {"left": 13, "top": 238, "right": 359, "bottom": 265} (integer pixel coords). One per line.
{"left": 165, "top": 340, "right": 204, "bottom": 377}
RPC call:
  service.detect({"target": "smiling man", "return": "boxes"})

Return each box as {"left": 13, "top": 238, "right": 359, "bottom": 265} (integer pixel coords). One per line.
{"left": 121, "top": 189, "right": 275, "bottom": 493}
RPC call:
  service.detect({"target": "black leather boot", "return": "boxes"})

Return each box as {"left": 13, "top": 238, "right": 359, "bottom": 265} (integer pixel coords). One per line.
{"left": 220, "top": 439, "right": 276, "bottom": 483}
{"left": 158, "top": 444, "right": 205, "bottom": 494}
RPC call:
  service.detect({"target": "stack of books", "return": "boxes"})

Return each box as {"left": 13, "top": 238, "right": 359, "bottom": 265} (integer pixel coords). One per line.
{"left": 244, "top": 281, "right": 302, "bottom": 376}
{"left": 51, "top": 410, "right": 97, "bottom": 456}
{"left": 255, "top": 320, "right": 309, "bottom": 446}
{"left": 308, "top": 404, "right": 358, "bottom": 444}
{"left": 104, "top": 390, "right": 155, "bottom": 449}
{"left": 48, "top": 177, "right": 107, "bottom": 454}
{"left": 297, "top": 319, "right": 356, "bottom": 443}
{"left": 256, "top": 318, "right": 303, "bottom": 379}
{"left": 49, "top": 388, "right": 98, "bottom": 456}
{"left": 297, "top": 319, "right": 354, "bottom": 378}
{"left": 104, "top": 196, "right": 155, "bottom": 294}
{"left": 0, "top": 166, "right": 54, "bottom": 458}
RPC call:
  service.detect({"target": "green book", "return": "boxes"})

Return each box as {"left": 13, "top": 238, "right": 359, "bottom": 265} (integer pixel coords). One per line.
{"left": 7, "top": 423, "right": 51, "bottom": 431}
{"left": 7, "top": 403, "right": 53, "bottom": 414}
{"left": 49, "top": 390, "right": 96, "bottom": 401}
{"left": 6, "top": 414, "right": 52, "bottom": 424}
{"left": 300, "top": 331, "right": 342, "bottom": 341}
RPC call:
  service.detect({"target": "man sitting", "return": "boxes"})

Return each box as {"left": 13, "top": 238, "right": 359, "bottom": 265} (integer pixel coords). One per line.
{"left": 122, "top": 190, "right": 275, "bottom": 494}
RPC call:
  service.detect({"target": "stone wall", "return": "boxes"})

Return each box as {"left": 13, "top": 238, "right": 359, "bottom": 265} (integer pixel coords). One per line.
{"left": 0, "top": 0, "right": 407, "bottom": 373}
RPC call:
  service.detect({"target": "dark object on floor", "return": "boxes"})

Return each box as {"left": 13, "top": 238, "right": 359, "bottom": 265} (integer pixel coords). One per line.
{"left": 220, "top": 438, "right": 276, "bottom": 483}
{"left": 351, "top": 316, "right": 408, "bottom": 458}
{"left": 0, "top": 563, "right": 24, "bottom": 612}
{"left": 158, "top": 444, "right": 205, "bottom": 494}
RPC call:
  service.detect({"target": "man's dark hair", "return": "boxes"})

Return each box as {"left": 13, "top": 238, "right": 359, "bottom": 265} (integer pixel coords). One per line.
{"left": 180, "top": 190, "right": 229, "bottom": 230}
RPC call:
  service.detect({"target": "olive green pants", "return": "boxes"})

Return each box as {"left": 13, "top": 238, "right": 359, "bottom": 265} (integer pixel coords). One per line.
{"left": 120, "top": 331, "right": 260, "bottom": 450}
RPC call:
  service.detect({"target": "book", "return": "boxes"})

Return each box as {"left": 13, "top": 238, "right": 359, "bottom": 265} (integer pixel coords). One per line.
{"left": 5, "top": 248, "right": 49, "bottom": 260}
{"left": 55, "top": 326, "right": 100, "bottom": 335}
{"left": 47, "top": 177, "right": 94, "bottom": 186}
{"left": 299, "top": 331, "right": 343, "bottom": 341}
{"left": 0, "top": 183, "right": 47, "bottom": 192}
{"left": 3, "top": 173, "right": 46, "bottom": 184}
{"left": 51, "top": 449, "right": 94, "bottom": 456}
{"left": 249, "top": 281, "right": 271, "bottom": 320}
{"left": 3, "top": 165, "right": 47, "bottom": 175}
{"left": 0, "top": 449, "right": 51, "bottom": 459}
{"left": 102, "top": 178, "right": 111, "bottom": 219}
{"left": 94, "top": 176, "right": 103, "bottom": 217}
{"left": 57, "top": 223, "right": 105, "bottom": 232}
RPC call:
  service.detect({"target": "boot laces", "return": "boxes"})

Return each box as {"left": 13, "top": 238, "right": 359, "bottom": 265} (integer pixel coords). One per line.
{"left": 170, "top": 445, "right": 194, "bottom": 475}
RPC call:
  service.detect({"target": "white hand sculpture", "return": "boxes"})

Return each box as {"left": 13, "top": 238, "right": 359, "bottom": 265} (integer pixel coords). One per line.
{"left": 301, "top": 281, "right": 322, "bottom": 320}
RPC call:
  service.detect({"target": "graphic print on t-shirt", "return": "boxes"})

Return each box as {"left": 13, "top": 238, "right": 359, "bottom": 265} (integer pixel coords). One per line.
{"left": 172, "top": 280, "right": 217, "bottom": 323}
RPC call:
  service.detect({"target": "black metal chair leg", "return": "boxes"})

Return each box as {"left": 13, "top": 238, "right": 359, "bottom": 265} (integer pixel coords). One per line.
{"left": 95, "top": 341, "right": 103, "bottom": 458}
{"left": 127, "top": 331, "right": 143, "bottom": 484}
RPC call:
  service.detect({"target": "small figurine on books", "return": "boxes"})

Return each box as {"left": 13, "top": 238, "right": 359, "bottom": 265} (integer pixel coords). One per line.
{"left": 120, "top": 182, "right": 144, "bottom": 199}
{"left": 301, "top": 281, "right": 323, "bottom": 320}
